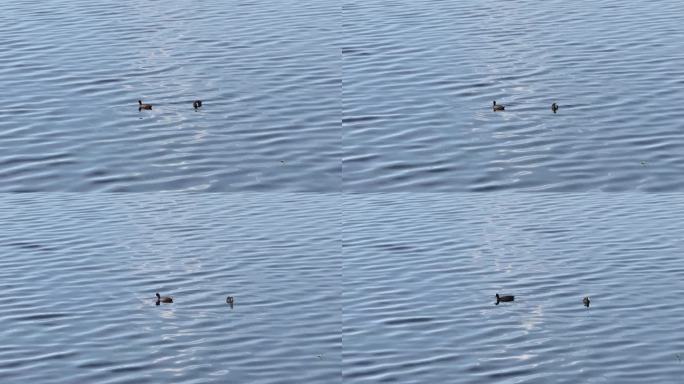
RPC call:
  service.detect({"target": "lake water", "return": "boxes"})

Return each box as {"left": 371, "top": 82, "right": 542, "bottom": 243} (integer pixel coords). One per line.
{"left": 343, "top": 194, "right": 684, "bottom": 383}
{"left": 0, "top": 194, "right": 340, "bottom": 383}
{"left": 6, "top": 0, "right": 684, "bottom": 192}
{"left": 343, "top": 0, "right": 684, "bottom": 191}
{"left": 0, "top": 0, "right": 339, "bottom": 191}
{"left": 3, "top": 0, "right": 684, "bottom": 382}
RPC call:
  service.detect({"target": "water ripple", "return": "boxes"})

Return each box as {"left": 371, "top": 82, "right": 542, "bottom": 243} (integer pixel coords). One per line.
{"left": 0, "top": 194, "right": 341, "bottom": 384}
{"left": 343, "top": 0, "right": 684, "bottom": 191}
{"left": 343, "top": 194, "right": 684, "bottom": 383}
{"left": 0, "top": 0, "right": 340, "bottom": 191}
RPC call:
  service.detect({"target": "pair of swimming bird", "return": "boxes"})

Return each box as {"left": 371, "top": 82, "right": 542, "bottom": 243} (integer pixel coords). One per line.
{"left": 138, "top": 100, "right": 203, "bottom": 111}
{"left": 155, "top": 292, "right": 235, "bottom": 306}
{"left": 493, "top": 101, "right": 559, "bottom": 113}
{"left": 495, "top": 293, "right": 591, "bottom": 307}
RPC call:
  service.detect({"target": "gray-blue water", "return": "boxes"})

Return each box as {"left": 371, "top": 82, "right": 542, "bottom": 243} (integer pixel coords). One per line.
{"left": 0, "top": 194, "right": 340, "bottom": 383}
{"left": 5, "top": 0, "right": 684, "bottom": 192}
{"left": 0, "top": 0, "right": 339, "bottom": 191}
{"left": 343, "top": 0, "right": 684, "bottom": 191}
{"left": 3, "top": 0, "right": 684, "bottom": 382}
{"left": 343, "top": 194, "right": 684, "bottom": 383}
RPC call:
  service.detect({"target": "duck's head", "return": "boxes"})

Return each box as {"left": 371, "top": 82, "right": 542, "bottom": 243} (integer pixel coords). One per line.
{"left": 139, "top": 100, "right": 143, "bottom": 105}
{"left": 156, "top": 292, "right": 161, "bottom": 299}
{"left": 493, "top": 101, "right": 497, "bottom": 106}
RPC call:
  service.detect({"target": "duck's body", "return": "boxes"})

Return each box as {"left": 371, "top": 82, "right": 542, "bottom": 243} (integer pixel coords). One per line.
{"left": 138, "top": 100, "right": 152, "bottom": 110}
{"left": 583, "top": 296, "right": 590, "bottom": 307}
{"left": 156, "top": 292, "right": 173, "bottom": 303}
{"left": 193, "top": 100, "right": 202, "bottom": 109}
{"left": 493, "top": 100, "right": 505, "bottom": 111}
{"left": 551, "top": 102, "right": 559, "bottom": 113}
{"left": 495, "top": 293, "right": 514, "bottom": 304}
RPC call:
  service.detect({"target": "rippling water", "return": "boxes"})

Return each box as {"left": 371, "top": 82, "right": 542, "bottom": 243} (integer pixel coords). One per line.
{"left": 343, "top": 0, "right": 684, "bottom": 191}
{"left": 0, "top": 194, "right": 340, "bottom": 383}
{"left": 343, "top": 194, "right": 684, "bottom": 382}
{"left": 0, "top": 0, "right": 339, "bottom": 191}
{"left": 5, "top": 0, "right": 684, "bottom": 381}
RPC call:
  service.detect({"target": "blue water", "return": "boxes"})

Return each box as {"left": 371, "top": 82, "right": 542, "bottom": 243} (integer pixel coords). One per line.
{"left": 0, "top": 194, "right": 341, "bottom": 383}
{"left": 343, "top": 0, "right": 684, "bottom": 191}
{"left": 3, "top": 0, "right": 684, "bottom": 382}
{"left": 0, "top": 0, "right": 339, "bottom": 191}
{"left": 343, "top": 194, "right": 684, "bottom": 383}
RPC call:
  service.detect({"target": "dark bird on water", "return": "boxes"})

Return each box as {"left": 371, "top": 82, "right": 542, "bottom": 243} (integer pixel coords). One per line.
{"left": 551, "top": 102, "right": 559, "bottom": 113}
{"left": 493, "top": 100, "right": 505, "bottom": 111}
{"left": 495, "top": 293, "right": 514, "bottom": 305}
{"left": 138, "top": 100, "right": 152, "bottom": 110}
{"left": 156, "top": 292, "right": 173, "bottom": 304}
{"left": 226, "top": 296, "right": 235, "bottom": 307}
{"left": 193, "top": 100, "right": 202, "bottom": 109}
{"left": 583, "top": 296, "right": 590, "bottom": 307}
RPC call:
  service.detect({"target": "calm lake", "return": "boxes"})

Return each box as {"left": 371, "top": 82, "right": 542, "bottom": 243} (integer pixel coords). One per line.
{"left": 3, "top": 0, "right": 683, "bottom": 382}
{"left": 343, "top": 194, "right": 684, "bottom": 383}
{"left": 343, "top": 0, "right": 684, "bottom": 191}
{"left": 0, "top": 194, "right": 340, "bottom": 383}
{"left": 6, "top": 0, "right": 684, "bottom": 192}
{"left": 0, "top": 0, "right": 339, "bottom": 191}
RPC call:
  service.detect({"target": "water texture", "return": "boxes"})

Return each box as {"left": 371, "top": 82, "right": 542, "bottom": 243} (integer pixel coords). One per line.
{"left": 343, "top": 0, "right": 684, "bottom": 191}
{"left": 343, "top": 194, "right": 684, "bottom": 383}
{"left": 0, "top": 194, "right": 341, "bottom": 384}
{"left": 0, "top": 0, "right": 340, "bottom": 191}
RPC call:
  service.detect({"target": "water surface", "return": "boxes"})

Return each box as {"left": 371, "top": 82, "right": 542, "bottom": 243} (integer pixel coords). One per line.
{"left": 343, "top": 0, "right": 684, "bottom": 191}
{"left": 343, "top": 194, "right": 684, "bottom": 382}
{"left": 0, "top": 0, "right": 340, "bottom": 191}
{"left": 0, "top": 194, "right": 341, "bottom": 383}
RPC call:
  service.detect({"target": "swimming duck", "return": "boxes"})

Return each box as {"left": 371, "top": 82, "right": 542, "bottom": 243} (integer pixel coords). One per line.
{"left": 551, "top": 102, "right": 559, "bottom": 113}
{"left": 583, "top": 296, "right": 590, "bottom": 307}
{"left": 495, "top": 293, "right": 514, "bottom": 304}
{"left": 226, "top": 296, "right": 235, "bottom": 307}
{"left": 493, "top": 100, "right": 505, "bottom": 111}
{"left": 193, "top": 100, "right": 202, "bottom": 109}
{"left": 138, "top": 100, "right": 152, "bottom": 110}
{"left": 156, "top": 292, "right": 173, "bottom": 304}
